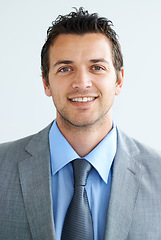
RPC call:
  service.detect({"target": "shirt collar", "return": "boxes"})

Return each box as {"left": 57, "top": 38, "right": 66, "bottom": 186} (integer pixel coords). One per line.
{"left": 49, "top": 120, "right": 117, "bottom": 184}
{"left": 85, "top": 124, "right": 117, "bottom": 183}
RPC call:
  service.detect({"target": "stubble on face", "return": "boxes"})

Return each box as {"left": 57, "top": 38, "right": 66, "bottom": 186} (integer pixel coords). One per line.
{"left": 49, "top": 86, "right": 114, "bottom": 134}
{"left": 57, "top": 104, "right": 112, "bottom": 132}
{"left": 46, "top": 33, "right": 120, "bottom": 135}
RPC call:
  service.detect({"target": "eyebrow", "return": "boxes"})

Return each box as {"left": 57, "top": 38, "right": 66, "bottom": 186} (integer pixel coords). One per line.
{"left": 90, "top": 58, "right": 109, "bottom": 64}
{"left": 53, "top": 60, "right": 73, "bottom": 68}
{"left": 53, "top": 58, "right": 109, "bottom": 68}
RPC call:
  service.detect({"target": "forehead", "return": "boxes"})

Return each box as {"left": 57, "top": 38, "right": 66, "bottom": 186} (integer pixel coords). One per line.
{"left": 49, "top": 33, "right": 113, "bottom": 62}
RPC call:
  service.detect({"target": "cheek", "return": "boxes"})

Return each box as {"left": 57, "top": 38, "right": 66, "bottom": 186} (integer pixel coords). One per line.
{"left": 95, "top": 78, "right": 116, "bottom": 96}
{"left": 50, "top": 83, "right": 67, "bottom": 103}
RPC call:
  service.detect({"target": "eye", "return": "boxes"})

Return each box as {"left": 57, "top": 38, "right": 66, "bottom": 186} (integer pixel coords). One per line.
{"left": 93, "top": 66, "right": 103, "bottom": 71}
{"left": 90, "top": 65, "right": 106, "bottom": 72}
{"left": 59, "top": 67, "right": 71, "bottom": 72}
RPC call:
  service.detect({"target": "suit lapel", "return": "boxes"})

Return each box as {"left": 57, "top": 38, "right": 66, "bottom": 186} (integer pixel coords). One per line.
{"left": 18, "top": 124, "right": 56, "bottom": 240}
{"left": 104, "top": 129, "right": 144, "bottom": 240}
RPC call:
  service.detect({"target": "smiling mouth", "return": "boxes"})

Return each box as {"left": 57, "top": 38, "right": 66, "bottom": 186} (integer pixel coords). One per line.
{"left": 70, "top": 97, "right": 97, "bottom": 103}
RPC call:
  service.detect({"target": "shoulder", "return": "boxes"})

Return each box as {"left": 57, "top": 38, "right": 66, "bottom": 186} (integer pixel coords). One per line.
{"left": 0, "top": 135, "right": 33, "bottom": 160}
{"left": 0, "top": 123, "right": 52, "bottom": 163}
{"left": 117, "top": 128, "right": 161, "bottom": 166}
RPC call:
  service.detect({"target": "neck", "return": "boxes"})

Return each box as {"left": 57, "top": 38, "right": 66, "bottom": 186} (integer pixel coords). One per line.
{"left": 56, "top": 114, "right": 113, "bottom": 157}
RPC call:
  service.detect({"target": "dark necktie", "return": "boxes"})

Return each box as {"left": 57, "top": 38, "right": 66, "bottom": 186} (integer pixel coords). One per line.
{"left": 61, "top": 158, "right": 94, "bottom": 240}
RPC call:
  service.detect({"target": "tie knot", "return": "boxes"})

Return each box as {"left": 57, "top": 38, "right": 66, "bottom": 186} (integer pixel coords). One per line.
{"left": 72, "top": 159, "right": 92, "bottom": 186}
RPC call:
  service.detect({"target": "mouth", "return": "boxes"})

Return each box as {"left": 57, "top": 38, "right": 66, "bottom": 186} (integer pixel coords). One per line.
{"left": 69, "top": 97, "right": 97, "bottom": 103}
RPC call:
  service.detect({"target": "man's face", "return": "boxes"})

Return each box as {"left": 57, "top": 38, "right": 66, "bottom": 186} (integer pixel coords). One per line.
{"left": 43, "top": 33, "right": 123, "bottom": 129}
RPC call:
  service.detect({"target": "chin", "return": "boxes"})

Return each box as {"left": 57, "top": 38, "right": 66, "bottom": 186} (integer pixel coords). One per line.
{"left": 67, "top": 118, "right": 100, "bottom": 129}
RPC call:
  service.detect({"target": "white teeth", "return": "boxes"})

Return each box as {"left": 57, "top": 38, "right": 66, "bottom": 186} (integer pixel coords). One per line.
{"left": 70, "top": 97, "right": 95, "bottom": 102}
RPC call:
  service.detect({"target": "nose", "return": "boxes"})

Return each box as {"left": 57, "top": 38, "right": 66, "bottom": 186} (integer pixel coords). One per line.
{"left": 72, "top": 69, "right": 92, "bottom": 89}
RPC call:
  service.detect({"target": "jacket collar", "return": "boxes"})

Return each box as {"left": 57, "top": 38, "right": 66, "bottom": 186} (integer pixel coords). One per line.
{"left": 104, "top": 128, "right": 144, "bottom": 240}
{"left": 18, "top": 123, "right": 56, "bottom": 240}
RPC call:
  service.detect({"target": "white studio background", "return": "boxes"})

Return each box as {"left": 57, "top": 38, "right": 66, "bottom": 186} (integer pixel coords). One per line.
{"left": 0, "top": 0, "right": 161, "bottom": 151}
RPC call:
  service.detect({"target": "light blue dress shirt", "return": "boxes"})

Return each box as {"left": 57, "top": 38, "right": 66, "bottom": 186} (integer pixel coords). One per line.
{"left": 49, "top": 120, "right": 117, "bottom": 240}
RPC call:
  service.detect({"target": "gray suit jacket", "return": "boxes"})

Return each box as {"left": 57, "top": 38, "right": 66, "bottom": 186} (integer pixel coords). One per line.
{"left": 0, "top": 123, "right": 161, "bottom": 240}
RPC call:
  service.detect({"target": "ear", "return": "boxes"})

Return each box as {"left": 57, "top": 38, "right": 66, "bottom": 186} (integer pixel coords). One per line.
{"left": 115, "top": 68, "right": 124, "bottom": 96}
{"left": 42, "top": 74, "right": 52, "bottom": 97}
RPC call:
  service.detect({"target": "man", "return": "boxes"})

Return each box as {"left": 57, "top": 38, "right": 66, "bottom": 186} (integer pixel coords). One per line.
{"left": 0, "top": 7, "right": 161, "bottom": 240}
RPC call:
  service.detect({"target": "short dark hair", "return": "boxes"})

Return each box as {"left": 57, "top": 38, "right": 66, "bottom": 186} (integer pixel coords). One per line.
{"left": 41, "top": 7, "right": 123, "bottom": 84}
